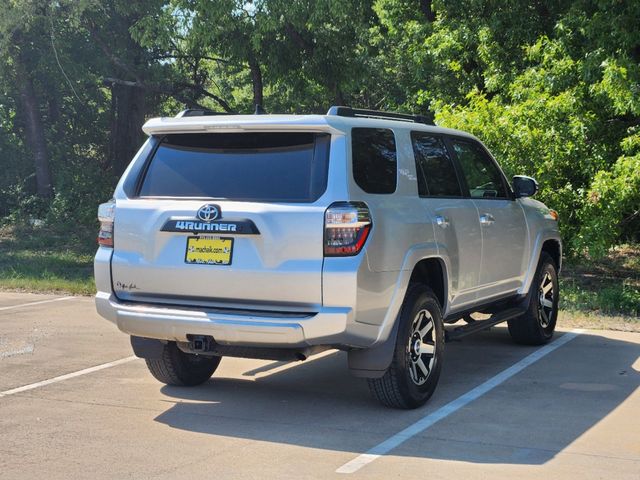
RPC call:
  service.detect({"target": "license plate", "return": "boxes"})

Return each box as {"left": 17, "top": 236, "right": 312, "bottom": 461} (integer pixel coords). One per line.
{"left": 185, "top": 236, "right": 233, "bottom": 265}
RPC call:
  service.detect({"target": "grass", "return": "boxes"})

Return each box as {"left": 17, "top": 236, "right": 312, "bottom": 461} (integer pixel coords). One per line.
{"left": 558, "top": 244, "right": 640, "bottom": 332}
{"left": 0, "top": 224, "right": 638, "bottom": 331}
{"left": 0, "top": 225, "right": 96, "bottom": 295}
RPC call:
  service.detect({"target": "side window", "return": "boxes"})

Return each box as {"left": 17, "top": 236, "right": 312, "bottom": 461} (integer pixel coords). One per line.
{"left": 452, "top": 140, "right": 508, "bottom": 199}
{"left": 352, "top": 128, "right": 397, "bottom": 194}
{"left": 411, "top": 132, "right": 462, "bottom": 197}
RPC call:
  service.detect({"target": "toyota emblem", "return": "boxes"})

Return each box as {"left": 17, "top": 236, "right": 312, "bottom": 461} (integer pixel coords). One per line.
{"left": 196, "top": 204, "right": 221, "bottom": 222}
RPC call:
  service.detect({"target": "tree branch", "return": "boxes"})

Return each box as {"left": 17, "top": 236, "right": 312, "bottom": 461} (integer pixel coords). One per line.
{"left": 150, "top": 53, "right": 232, "bottom": 64}
{"left": 619, "top": 210, "right": 639, "bottom": 227}
{"left": 87, "top": 21, "right": 144, "bottom": 83}
{"left": 175, "top": 82, "right": 234, "bottom": 113}
{"left": 103, "top": 77, "right": 234, "bottom": 113}
{"left": 284, "top": 22, "right": 314, "bottom": 53}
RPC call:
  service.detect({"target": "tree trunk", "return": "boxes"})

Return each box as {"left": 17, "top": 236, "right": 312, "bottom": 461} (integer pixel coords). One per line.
{"left": 108, "top": 82, "right": 146, "bottom": 177}
{"left": 419, "top": 0, "right": 437, "bottom": 22}
{"left": 248, "top": 53, "right": 264, "bottom": 108}
{"left": 16, "top": 62, "right": 53, "bottom": 198}
{"left": 334, "top": 83, "right": 345, "bottom": 106}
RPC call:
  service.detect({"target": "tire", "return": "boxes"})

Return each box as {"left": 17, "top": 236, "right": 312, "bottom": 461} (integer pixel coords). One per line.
{"left": 145, "top": 341, "right": 221, "bottom": 386}
{"left": 368, "top": 284, "right": 445, "bottom": 409}
{"left": 508, "top": 252, "right": 559, "bottom": 345}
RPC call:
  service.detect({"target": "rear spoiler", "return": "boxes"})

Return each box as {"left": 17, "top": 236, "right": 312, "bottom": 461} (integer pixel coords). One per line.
{"left": 142, "top": 115, "right": 344, "bottom": 136}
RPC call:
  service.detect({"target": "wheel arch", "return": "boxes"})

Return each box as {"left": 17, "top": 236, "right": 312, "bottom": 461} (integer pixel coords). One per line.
{"left": 408, "top": 257, "right": 447, "bottom": 309}
{"left": 541, "top": 239, "right": 562, "bottom": 272}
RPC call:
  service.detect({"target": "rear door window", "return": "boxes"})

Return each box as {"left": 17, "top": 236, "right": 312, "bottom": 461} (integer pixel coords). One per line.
{"left": 451, "top": 139, "right": 508, "bottom": 199}
{"left": 351, "top": 128, "right": 397, "bottom": 194}
{"left": 138, "top": 132, "right": 330, "bottom": 202}
{"left": 411, "top": 132, "right": 463, "bottom": 197}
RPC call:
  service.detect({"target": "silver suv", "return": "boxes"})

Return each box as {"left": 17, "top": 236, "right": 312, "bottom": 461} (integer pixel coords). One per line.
{"left": 94, "top": 106, "right": 561, "bottom": 409}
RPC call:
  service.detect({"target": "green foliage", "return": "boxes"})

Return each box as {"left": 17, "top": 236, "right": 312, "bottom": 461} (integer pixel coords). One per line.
{"left": 424, "top": 2, "right": 640, "bottom": 257}
{"left": 0, "top": 0, "right": 638, "bottom": 259}
{"left": 561, "top": 279, "right": 640, "bottom": 317}
{"left": 561, "top": 243, "right": 640, "bottom": 318}
{"left": 575, "top": 151, "right": 640, "bottom": 257}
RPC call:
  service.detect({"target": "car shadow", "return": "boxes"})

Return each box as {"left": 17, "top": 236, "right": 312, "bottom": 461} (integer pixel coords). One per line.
{"left": 153, "top": 327, "right": 640, "bottom": 465}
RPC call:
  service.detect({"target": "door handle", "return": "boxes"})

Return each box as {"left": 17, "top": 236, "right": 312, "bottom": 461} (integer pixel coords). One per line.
{"left": 435, "top": 215, "right": 450, "bottom": 228}
{"left": 479, "top": 213, "right": 495, "bottom": 226}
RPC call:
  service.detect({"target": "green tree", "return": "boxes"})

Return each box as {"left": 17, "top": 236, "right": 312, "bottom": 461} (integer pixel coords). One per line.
{"left": 376, "top": 0, "right": 639, "bottom": 256}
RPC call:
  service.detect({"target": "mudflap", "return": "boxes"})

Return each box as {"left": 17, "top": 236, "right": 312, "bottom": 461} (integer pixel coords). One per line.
{"left": 130, "top": 336, "right": 167, "bottom": 359}
{"left": 347, "top": 320, "right": 400, "bottom": 378}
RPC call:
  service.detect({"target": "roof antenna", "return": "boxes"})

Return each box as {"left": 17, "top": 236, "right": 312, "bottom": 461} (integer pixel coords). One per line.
{"left": 254, "top": 104, "right": 267, "bottom": 115}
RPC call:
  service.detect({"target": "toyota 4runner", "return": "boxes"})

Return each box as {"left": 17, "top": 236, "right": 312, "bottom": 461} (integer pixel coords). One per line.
{"left": 94, "top": 106, "right": 561, "bottom": 409}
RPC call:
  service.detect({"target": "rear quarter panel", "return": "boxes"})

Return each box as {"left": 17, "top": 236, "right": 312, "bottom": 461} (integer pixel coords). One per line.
{"left": 337, "top": 127, "right": 444, "bottom": 340}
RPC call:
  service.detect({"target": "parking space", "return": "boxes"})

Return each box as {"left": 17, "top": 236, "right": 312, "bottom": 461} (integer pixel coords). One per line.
{"left": 0, "top": 295, "right": 130, "bottom": 390}
{"left": 1, "top": 292, "right": 639, "bottom": 479}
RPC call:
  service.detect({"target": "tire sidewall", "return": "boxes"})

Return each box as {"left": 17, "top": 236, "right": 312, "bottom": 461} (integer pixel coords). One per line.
{"left": 534, "top": 257, "right": 560, "bottom": 339}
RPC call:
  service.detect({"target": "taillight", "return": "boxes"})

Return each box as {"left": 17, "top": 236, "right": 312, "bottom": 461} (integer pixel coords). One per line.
{"left": 324, "top": 202, "right": 372, "bottom": 256}
{"left": 97, "top": 200, "right": 115, "bottom": 247}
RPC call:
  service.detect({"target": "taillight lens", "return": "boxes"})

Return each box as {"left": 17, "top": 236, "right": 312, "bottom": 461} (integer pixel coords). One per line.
{"left": 324, "top": 202, "right": 372, "bottom": 256}
{"left": 97, "top": 200, "right": 115, "bottom": 247}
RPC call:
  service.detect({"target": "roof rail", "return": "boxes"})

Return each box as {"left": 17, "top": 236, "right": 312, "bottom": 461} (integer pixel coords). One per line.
{"left": 176, "top": 109, "right": 226, "bottom": 118}
{"left": 326, "top": 106, "right": 433, "bottom": 125}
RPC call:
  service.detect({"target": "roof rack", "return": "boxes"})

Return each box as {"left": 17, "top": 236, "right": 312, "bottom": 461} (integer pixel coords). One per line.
{"left": 326, "top": 106, "right": 433, "bottom": 125}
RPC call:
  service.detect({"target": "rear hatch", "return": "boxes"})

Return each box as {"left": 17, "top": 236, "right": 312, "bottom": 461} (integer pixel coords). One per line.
{"left": 110, "top": 131, "right": 331, "bottom": 310}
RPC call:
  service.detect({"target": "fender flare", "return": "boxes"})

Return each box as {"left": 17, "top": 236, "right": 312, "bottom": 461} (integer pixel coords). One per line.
{"left": 520, "top": 230, "right": 562, "bottom": 296}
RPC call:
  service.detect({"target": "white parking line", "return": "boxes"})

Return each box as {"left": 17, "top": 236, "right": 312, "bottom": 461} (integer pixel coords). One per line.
{"left": 0, "top": 344, "right": 35, "bottom": 358}
{"left": 0, "top": 296, "right": 75, "bottom": 312}
{"left": 336, "top": 329, "right": 584, "bottom": 474}
{"left": 0, "top": 356, "right": 137, "bottom": 398}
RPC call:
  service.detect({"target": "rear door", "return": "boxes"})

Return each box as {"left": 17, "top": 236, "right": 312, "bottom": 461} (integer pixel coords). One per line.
{"left": 110, "top": 131, "right": 331, "bottom": 310}
{"left": 411, "top": 132, "right": 482, "bottom": 309}
{"left": 449, "top": 138, "right": 528, "bottom": 299}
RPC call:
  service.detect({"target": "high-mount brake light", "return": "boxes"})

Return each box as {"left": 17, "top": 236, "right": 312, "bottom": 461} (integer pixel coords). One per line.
{"left": 324, "top": 202, "right": 372, "bottom": 256}
{"left": 97, "top": 201, "right": 116, "bottom": 247}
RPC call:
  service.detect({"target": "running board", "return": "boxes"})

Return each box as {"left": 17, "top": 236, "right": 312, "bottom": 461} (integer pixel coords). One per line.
{"left": 445, "top": 307, "right": 526, "bottom": 342}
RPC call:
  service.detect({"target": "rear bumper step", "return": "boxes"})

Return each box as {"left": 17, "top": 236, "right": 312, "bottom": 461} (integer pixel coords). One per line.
{"left": 95, "top": 292, "right": 377, "bottom": 348}
{"left": 445, "top": 307, "right": 526, "bottom": 342}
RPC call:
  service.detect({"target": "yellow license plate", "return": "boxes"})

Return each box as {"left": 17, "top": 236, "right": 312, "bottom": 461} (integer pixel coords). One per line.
{"left": 185, "top": 236, "right": 234, "bottom": 265}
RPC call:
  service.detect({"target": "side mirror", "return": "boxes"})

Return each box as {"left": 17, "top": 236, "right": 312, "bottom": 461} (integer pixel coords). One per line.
{"left": 513, "top": 175, "right": 538, "bottom": 198}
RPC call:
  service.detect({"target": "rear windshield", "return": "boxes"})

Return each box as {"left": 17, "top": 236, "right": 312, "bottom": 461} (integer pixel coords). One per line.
{"left": 138, "top": 132, "right": 330, "bottom": 202}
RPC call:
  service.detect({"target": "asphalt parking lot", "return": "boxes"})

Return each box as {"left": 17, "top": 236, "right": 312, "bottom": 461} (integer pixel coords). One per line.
{"left": 1, "top": 292, "right": 639, "bottom": 480}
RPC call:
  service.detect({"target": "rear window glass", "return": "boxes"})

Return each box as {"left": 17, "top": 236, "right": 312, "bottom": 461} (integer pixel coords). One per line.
{"left": 138, "top": 132, "right": 330, "bottom": 202}
{"left": 352, "top": 128, "right": 397, "bottom": 194}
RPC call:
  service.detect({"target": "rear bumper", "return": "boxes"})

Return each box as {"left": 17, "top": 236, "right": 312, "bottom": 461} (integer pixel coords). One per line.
{"left": 95, "top": 292, "right": 379, "bottom": 348}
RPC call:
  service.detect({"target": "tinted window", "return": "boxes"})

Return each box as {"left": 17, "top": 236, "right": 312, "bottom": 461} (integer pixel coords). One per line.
{"left": 352, "top": 128, "right": 397, "bottom": 194}
{"left": 452, "top": 140, "right": 508, "bottom": 199}
{"left": 139, "top": 132, "right": 330, "bottom": 202}
{"left": 411, "top": 133, "right": 462, "bottom": 197}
